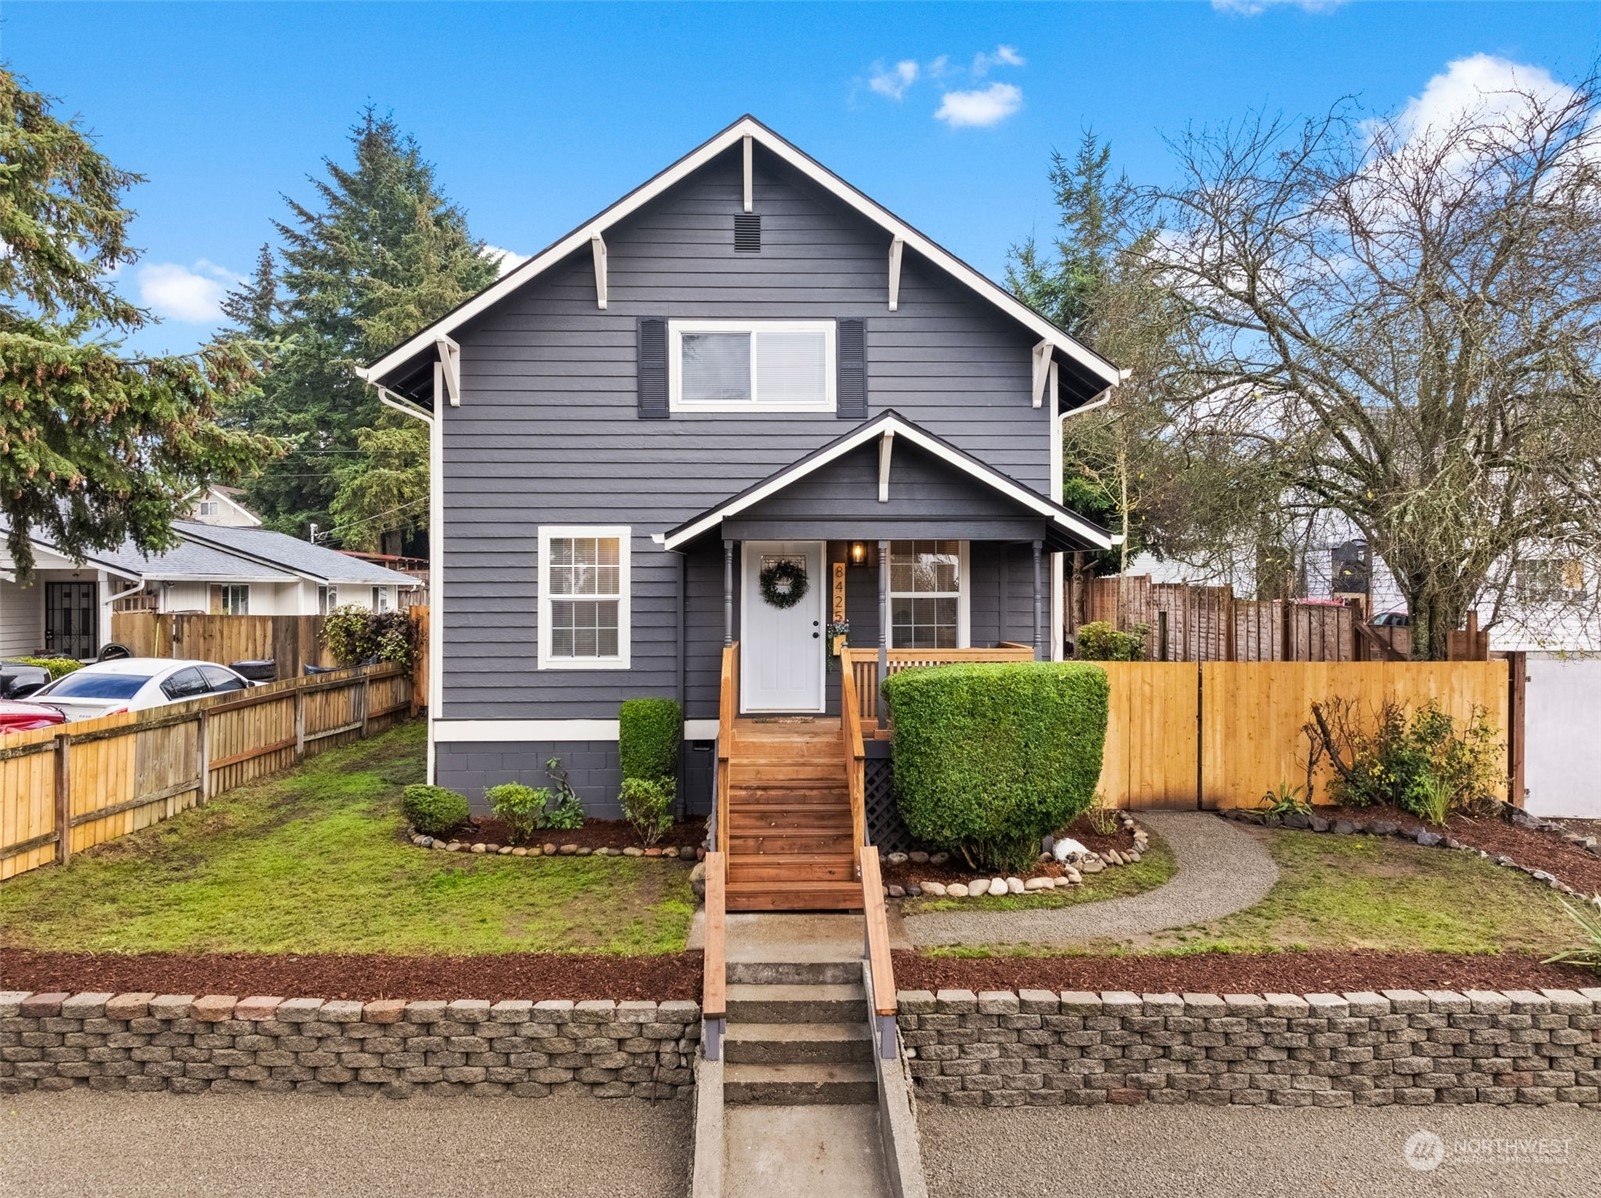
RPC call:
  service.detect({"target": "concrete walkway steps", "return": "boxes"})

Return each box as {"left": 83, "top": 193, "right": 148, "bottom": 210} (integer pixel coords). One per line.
{"left": 723, "top": 964, "right": 877, "bottom": 1106}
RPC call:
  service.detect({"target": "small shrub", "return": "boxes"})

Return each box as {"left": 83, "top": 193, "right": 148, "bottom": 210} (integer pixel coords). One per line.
{"left": 1085, "top": 790, "right": 1120, "bottom": 837}
{"left": 1074, "top": 621, "right": 1148, "bottom": 661}
{"left": 486, "top": 783, "right": 552, "bottom": 845}
{"left": 1544, "top": 897, "right": 1601, "bottom": 975}
{"left": 14, "top": 656, "right": 82, "bottom": 679}
{"left": 1258, "top": 781, "right": 1311, "bottom": 819}
{"left": 1405, "top": 771, "right": 1453, "bottom": 826}
{"left": 402, "top": 784, "right": 469, "bottom": 837}
{"left": 543, "top": 757, "right": 586, "bottom": 831}
{"left": 320, "top": 605, "right": 414, "bottom": 667}
{"left": 1307, "top": 697, "right": 1502, "bottom": 816}
{"left": 620, "top": 698, "right": 681, "bottom": 783}
{"left": 620, "top": 777, "right": 675, "bottom": 846}
{"left": 884, "top": 661, "right": 1109, "bottom": 873}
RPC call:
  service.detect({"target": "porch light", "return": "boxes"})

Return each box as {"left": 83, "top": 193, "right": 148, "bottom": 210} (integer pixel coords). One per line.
{"left": 849, "top": 541, "right": 869, "bottom": 567}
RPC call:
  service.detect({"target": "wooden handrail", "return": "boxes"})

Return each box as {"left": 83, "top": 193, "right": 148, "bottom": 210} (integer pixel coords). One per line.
{"left": 702, "top": 850, "right": 727, "bottom": 1060}
{"left": 858, "top": 849, "right": 898, "bottom": 1056}
{"left": 842, "top": 646, "right": 1035, "bottom": 726}
{"left": 841, "top": 661, "right": 867, "bottom": 864}
{"left": 715, "top": 643, "right": 738, "bottom": 858}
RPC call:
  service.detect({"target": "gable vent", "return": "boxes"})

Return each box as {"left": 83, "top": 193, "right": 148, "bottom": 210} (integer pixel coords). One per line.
{"left": 734, "top": 213, "right": 762, "bottom": 253}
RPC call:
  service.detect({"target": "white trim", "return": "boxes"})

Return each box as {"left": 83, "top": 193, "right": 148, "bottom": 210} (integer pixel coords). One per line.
{"left": 667, "top": 319, "right": 836, "bottom": 413}
{"left": 1031, "top": 341, "right": 1051, "bottom": 410}
{"left": 742, "top": 134, "right": 753, "bottom": 212}
{"left": 1049, "top": 358, "right": 1064, "bottom": 663}
{"left": 878, "top": 429, "right": 894, "bottom": 503}
{"left": 887, "top": 236, "right": 904, "bottom": 311}
{"left": 1051, "top": 550, "right": 1065, "bottom": 662}
{"left": 590, "top": 235, "right": 608, "bottom": 310}
{"left": 436, "top": 337, "right": 461, "bottom": 407}
{"left": 362, "top": 118, "right": 1124, "bottom": 389}
{"left": 434, "top": 718, "right": 622, "bottom": 742}
{"left": 884, "top": 540, "right": 970, "bottom": 650}
{"left": 740, "top": 540, "right": 828, "bottom": 714}
{"left": 662, "top": 414, "right": 1113, "bottom": 550}
{"left": 537, "top": 525, "right": 632, "bottom": 671}
{"left": 432, "top": 717, "right": 722, "bottom": 743}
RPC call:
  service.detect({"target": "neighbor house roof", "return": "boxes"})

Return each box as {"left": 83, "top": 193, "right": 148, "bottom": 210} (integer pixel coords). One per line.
{"left": 661, "top": 410, "right": 1115, "bottom": 552}
{"left": 171, "top": 524, "right": 418, "bottom": 586}
{"left": 360, "top": 115, "right": 1126, "bottom": 404}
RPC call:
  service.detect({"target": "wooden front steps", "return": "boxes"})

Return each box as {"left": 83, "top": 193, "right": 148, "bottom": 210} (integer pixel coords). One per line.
{"left": 725, "top": 718, "right": 861, "bottom": 912}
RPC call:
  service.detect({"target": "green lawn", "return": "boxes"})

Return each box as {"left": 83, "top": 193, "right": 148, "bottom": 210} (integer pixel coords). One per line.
{"left": 1143, "top": 828, "right": 1573, "bottom": 956}
{"left": 0, "top": 723, "right": 694, "bottom": 956}
{"left": 903, "top": 835, "right": 1177, "bottom": 914}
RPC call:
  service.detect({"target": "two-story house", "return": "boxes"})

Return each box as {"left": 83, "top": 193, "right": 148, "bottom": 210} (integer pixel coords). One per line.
{"left": 359, "top": 117, "right": 1122, "bottom": 844}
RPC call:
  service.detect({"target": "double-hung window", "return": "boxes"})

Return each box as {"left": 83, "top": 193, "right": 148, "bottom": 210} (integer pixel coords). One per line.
{"left": 669, "top": 320, "right": 835, "bottom": 412}
{"left": 887, "top": 541, "right": 968, "bottom": 649}
{"left": 210, "top": 584, "right": 249, "bottom": 616}
{"left": 538, "top": 526, "right": 631, "bottom": 669}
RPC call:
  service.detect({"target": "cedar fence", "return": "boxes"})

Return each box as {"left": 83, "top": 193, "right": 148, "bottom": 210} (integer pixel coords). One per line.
{"left": 1072, "top": 576, "right": 1491, "bottom": 663}
{"left": 109, "top": 609, "right": 430, "bottom": 705}
{"left": 1093, "top": 660, "right": 1513, "bottom": 811}
{"left": 0, "top": 664, "right": 411, "bottom": 880}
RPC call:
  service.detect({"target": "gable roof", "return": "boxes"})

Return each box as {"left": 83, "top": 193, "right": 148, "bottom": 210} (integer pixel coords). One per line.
{"left": 171, "top": 524, "right": 419, "bottom": 586}
{"left": 661, "top": 411, "right": 1114, "bottom": 552}
{"left": 359, "top": 115, "right": 1126, "bottom": 398}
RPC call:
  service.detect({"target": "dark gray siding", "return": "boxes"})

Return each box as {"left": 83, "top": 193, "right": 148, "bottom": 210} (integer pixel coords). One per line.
{"left": 442, "top": 142, "right": 1054, "bottom": 721}
{"left": 437, "top": 740, "right": 713, "bottom": 819}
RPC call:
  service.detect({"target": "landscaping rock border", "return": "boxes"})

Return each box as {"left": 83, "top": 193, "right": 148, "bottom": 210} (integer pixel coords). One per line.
{"left": 897, "top": 986, "right": 1601, "bottom": 1109}
{"left": 0, "top": 991, "right": 699, "bottom": 1100}
{"left": 1220, "top": 805, "right": 1599, "bottom": 901}
{"left": 406, "top": 827, "right": 696, "bottom": 860}
{"left": 885, "top": 814, "right": 1152, "bottom": 901}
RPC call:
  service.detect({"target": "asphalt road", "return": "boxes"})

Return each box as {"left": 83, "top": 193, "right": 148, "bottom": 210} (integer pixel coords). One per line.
{"left": 919, "top": 1101, "right": 1601, "bottom": 1198}
{"left": 0, "top": 1091, "right": 692, "bottom": 1198}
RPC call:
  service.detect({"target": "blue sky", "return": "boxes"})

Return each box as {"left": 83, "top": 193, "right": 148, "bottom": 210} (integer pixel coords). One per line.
{"left": 4, "top": 2, "right": 1596, "bottom": 356}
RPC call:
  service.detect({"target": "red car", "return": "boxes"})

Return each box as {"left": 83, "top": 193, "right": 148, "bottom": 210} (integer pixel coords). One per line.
{"left": 0, "top": 700, "right": 67, "bottom": 734}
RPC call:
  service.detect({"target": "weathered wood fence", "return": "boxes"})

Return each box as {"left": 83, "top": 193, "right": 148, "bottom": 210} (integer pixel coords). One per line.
{"left": 0, "top": 664, "right": 411, "bottom": 880}
{"left": 1095, "top": 660, "right": 1510, "bottom": 811}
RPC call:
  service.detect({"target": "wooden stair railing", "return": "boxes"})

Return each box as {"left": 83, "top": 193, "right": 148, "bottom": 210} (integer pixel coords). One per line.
{"left": 715, "top": 643, "right": 738, "bottom": 858}
{"left": 842, "top": 655, "right": 867, "bottom": 857}
{"left": 858, "top": 849, "right": 898, "bottom": 1059}
{"left": 702, "top": 850, "right": 726, "bottom": 1061}
{"left": 844, "top": 646, "right": 1036, "bottom": 726}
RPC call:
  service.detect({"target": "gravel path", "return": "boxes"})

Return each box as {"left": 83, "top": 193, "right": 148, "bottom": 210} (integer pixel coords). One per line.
{"left": 905, "top": 813, "right": 1278, "bottom": 947}
{"left": 920, "top": 1102, "right": 1601, "bottom": 1197}
{"left": 0, "top": 1091, "right": 691, "bottom": 1198}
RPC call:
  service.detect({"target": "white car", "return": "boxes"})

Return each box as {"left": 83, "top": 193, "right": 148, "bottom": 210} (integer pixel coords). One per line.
{"left": 32, "top": 658, "right": 255, "bottom": 722}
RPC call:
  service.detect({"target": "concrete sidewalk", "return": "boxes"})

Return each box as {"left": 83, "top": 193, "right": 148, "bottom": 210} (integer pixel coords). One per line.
{"left": 0, "top": 1091, "right": 691, "bottom": 1198}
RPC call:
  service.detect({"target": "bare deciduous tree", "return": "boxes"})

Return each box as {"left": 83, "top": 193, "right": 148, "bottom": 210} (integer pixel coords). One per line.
{"left": 1141, "top": 69, "right": 1601, "bottom": 658}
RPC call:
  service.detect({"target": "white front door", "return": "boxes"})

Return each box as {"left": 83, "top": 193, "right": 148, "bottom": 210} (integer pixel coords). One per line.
{"left": 741, "top": 541, "right": 826, "bottom": 712}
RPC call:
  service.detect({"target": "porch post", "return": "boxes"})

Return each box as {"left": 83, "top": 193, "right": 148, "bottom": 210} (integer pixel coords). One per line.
{"left": 723, "top": 539, "right": 734, "bottom": 647}
{"left": 1032, "top": 540, "right": 1044, "bottom": 661}
{"left": 877, "top": 539, "right": 890, "bottom": 728}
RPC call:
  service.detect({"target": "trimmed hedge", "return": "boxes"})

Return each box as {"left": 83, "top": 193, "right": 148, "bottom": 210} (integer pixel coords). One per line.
{"left": 619, "top": 697, "right": 681, "bottom": 782}
{"left": 13, "top": 656, "right": 83, "bottom": 680}
{"left": 401, "top": 784, "right": 469, "bottom": 838}
{"left": 882, "top": 662, "right": 1110, "bottom": 871}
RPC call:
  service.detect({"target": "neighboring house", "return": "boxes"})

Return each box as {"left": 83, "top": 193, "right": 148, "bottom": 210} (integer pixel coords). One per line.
{"left": 359, "top": 116, "right": 1122, "bottom": 814}
{"left": 0, "top": 518, "right": 419, "bottom": 659}
{"left": 182, "top": 485, "right": 263, "bottom": 529}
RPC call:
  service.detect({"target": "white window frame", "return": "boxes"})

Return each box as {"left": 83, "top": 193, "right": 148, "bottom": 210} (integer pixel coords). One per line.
{"left": 538, "top": 525, "right": 632, "bottom": 670}
{"left": 884, "top": 541, "right": 970, "bottom": 650}
{"left": 667, "top": 319, "right": 837, "bottom": 413}
{"left": 216, "top": 584, "right": 250, "bottom": 616}
{"left": 373, "top": 586, "right": 391, "bottom": 613}
{"left": 196, "top": 500, "right": 219, "bottom": 518}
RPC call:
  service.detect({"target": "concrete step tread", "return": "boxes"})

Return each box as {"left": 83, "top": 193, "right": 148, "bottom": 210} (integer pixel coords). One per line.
{"left": 727, "top": 1022, "right": 873, "bottom": 1044}
{"left": 727, "top": 982, "right": 865, "bottom": 1004}
{"left": 725, "top": 1061, "right": 877, "bottom": 1086}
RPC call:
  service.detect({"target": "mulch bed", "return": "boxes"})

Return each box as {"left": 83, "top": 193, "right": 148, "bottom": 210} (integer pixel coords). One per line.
{"left": 1299, "top": 804, "right": 1601, "bottom": 895}
{"left": 447, "top": 816, "right": 707, "bottom": 854}
{"left": 894, "top": 949, "right": 1600, "bottom": 995}
{"left": 0, "top": 948, "right": 701, "bottom": 1003}
{"left": 881, "top": 814, "right": 1142, "bottom": 888}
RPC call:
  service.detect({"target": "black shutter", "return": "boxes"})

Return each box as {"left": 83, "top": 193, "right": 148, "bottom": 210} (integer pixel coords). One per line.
{"left": 836, "top": 318, "right": 867, "bottom": 419}
{"left": 637, "top": 317, "right": 669, "bottom": 419}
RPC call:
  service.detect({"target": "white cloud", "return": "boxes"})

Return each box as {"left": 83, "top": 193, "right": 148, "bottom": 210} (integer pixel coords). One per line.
{"left": 869, "top": 59, "right": 920, "bottom": 101}
{"left": 481, "top": 245, "right": 529, "bottom": 277}
{"left": 971, "top": 45, "right": 1025, "bottom": 78}
{"left": 136, "top": 259, "right": 243, "bottom": 323}
{"left": 927, "top": 55, "right": 952, "bottom": 80}
{"left": 935, "top": 82, "right": 1023, "bottom": 129}
{"left": 1393, "top": 53, "right": 1574, "bottom": 147}
{"left": 1212, "top": 0, "right": 1345, "bottom": 14}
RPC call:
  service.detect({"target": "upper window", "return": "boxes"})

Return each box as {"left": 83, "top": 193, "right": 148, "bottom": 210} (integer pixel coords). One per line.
{"left": 538, "top": 526, "right": 631, "bottom": 670}
{"left": 196, "top": 500, "right": 219, "bottom": 517}
{"left": 888, "top": 541, "right": 968, "bottom": 649}
{"left": 669, "top": 320, "right": 835, "bottom": 412}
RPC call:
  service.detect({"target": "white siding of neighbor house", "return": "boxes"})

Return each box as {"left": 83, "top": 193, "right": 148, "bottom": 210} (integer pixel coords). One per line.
{"left": 0, "top": 577, "right": 42, "bottom": 658}
{"left": 1523, "top": 655, "right": 1601, "bottom": 819}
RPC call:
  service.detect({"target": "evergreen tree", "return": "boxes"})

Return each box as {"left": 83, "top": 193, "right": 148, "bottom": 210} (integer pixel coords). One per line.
{"left": 231, "top": 109, "right": 496, "bottom": 542}
{"left": 0, "top": 69, "right": 277, "bottom": 582}
{"left": 219, "top": 244, "right": 279, "bottom": 340}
